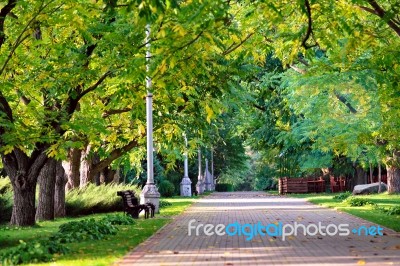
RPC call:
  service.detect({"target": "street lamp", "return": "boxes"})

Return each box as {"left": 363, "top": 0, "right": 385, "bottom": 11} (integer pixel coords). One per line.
{"left": 196, "top": 148, "right": 204, "bottom": 194}
{"left": 140, "top": 24, "right": 160, "bottom": 212}
{"left": 180, "top": 133, "right": 192, "bottom": 196}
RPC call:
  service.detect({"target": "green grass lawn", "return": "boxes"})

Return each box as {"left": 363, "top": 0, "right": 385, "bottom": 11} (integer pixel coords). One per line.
{"left": 286, "top": 192, "right": 400, "bottom": 232}
{"left": 0, "top": 197, "right": 197, "bottom": 266}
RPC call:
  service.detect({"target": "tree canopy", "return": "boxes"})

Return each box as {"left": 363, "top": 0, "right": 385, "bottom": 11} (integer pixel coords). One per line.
{"left": 1, "top": 0, "right": 400, "bottom": 226}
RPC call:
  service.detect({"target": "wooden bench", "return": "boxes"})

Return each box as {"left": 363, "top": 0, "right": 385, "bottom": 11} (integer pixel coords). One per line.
{"left": 117, "top": 190, "right": 155, "bottom": 218}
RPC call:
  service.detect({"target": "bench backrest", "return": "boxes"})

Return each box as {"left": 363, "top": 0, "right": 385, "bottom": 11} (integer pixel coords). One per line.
{"left": 117, "top": 191, "right": 139, "bottom": 207}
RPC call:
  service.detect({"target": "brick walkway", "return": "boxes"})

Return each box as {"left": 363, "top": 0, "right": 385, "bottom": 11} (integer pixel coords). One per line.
{"left": 117, "top": 192, "right": 400, "bottom": 266}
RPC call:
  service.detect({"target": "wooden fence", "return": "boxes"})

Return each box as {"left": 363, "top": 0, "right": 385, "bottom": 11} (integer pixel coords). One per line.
{"left": 278, "top": 177, "right": 308, "bottom": 194}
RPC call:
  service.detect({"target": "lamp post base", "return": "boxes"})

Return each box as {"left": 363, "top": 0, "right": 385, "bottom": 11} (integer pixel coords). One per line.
{"left": 140, "top": 183, "right": 160, "bottom": 213}
{"left": 180, "top": 176, "right": 192, "bottom": 197}
{"left": 196, "top": 179, "right": 205, "bottom": 195}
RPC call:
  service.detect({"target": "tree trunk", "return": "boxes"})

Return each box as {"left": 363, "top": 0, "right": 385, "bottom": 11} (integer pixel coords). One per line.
{"left": 107, "top": 168, "right": 116, "bottom": 184}
{"left": 55, "top": 161, "right": 67, "bottom": 217}
{"left": 112, "top": 169, "right": 120, "bottom": 183}
{"left": 10, "top": 182, "right": 36, "bottom": 226}
{"left": 100, "top": 167, "right": 116, "bottom": 184}
{"left": 386, "top": 151, "right": 400, "bottom": 193}
{"left": 100, "top": 169, "right": 107, "bottom": 184}
{"left": 80, "top": 145, "right": 92, "bottom": 187}
{"left": 2, "top": 148, "right": 48, "bottom": 226}
{"left": 36, "top": 159, "right": 57, "bottom": 221}
{"left": 369, "top": 162, "right": 373, "bottom": 184}
{"left": 378, "top": 163, "right": 382, "bottom": 193}
{"left": 387, "top": 166, "right": 400, "bottom": 193}
{"left": 63, "top": 148, "right": 81, "bottom": 191}
{"left": 352, "top": 164, "right": 367, "bottom": 189}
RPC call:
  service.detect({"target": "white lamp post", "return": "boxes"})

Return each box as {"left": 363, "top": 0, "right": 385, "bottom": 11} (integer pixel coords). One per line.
{"left": 180, "top": 134, "right": 192, "bottom": 196}
{"left": 140, "top": 24, "right": 160, "bottom": 212}
{"left": 211, "top": 147, "right": 215, "bottom": 191}
{"left": 196, "top": 148, "right": 204, "bottom": 194}
{"left": 204, "top": 158, "right": 211, "bottom": 191}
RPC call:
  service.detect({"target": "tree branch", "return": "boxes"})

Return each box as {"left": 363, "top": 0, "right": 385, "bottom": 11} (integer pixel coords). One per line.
{"left": 0, "top": 91, "right": 14, "bottom": 123}
{"left": 288, "top": 64, "right": 358, "bottom": 114}
{"left": 102, "top": 107, "right": 132, "bottom": 118}
{"left": 334, "top": 92, "right": 357, "bottom": 114}
{"left": 79, "top": 71, "right": 112, "bottom": 99}
{"left": 222, "top": 32, "right": 254, "bottom": 56}
{"left": 66, "top": 71, "right": 112, "bottom": 116}
{"left": 253, "top": 103, "right": 266, "bottom": 112}
{"left": 358, "top": 5, "right": 378, "bottom": 15}
{"left": 301, "top": 0, "right": 318, "bottom": 49}
{"left": 90, "top": 139, "right": 139, "bottom": 175}
{"left": 0, "top": 0, "right": 17, "bottom": 48}
{"left": 0, "top": 0, "right": 56, "bottom": 76}
{"left": 175, "top": 31, "right": 203, "bottom": 51}
{"left": 27, "top": 144, "right": 49, "bottom": 182}
{"left": 289, "top": 64, "right": 307, "bottom": 74}
{"left": 298, "top": 57, "right": 310, "bottom": 66}
{"left": 365, "top": 0, "right": 400, "bottom": 37}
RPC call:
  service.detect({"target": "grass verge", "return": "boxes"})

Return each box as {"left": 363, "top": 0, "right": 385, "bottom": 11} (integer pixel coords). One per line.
{"left": 287, "top": 192, "right": 400, "bottom": 232}
{"left": 0, "top": 197, "right": 197, "bottom": 266}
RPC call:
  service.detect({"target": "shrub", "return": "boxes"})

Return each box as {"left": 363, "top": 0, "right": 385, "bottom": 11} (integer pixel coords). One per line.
{"left": 66, "top": 183, "right": 140, "bottom": 216}
{"left": 0, "top": 194, "right": 12, "bottom": 224}
{"left": 376, "top": 205, "right": 400, "bottom": 216}
{"left": 0, "top": 178, "right": 12, "bottom": 224}
{"left": 101, "top": 214, "right": 136, "bottom": 225}
{"left": 0, "top": 240, "right": 67, "bottom": 266}
{"left": 344, "top": 197, "right": 374, "bottom": 207}
{"left": 158, "top": 180, "right": 175, "bottom": 197}
{"left": 215, "top": 183, "right": 234, "bottom": 192}
{"left": 333, "top": 191, "right": 351, "bottom": 200}
{"left": 0, "top": 215, "right": 129, "bottom": 265}
{"left": 159, "top": 199, "right": 172, "bottom": 208}
{"left": 0, "top": 178, "right": 12, "bottom": 194}
{"left": 51, "top": 218, "right": 118, "bottom": 243}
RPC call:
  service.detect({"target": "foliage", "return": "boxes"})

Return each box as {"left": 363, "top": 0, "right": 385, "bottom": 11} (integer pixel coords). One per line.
{"left": 0, "top": 177, "right": 12, "bottom": 194}
{"left": 0, "top": 178, "right": 12, "bottom": 224}
{"left": 51, "top": 218, "right": 118, "bottom": 243}
{"left": 65, "top": 183, "right": 140, "bottom": 216}
{"left": 0, "top": 195, "right": 12, "bottom": 224}
{"left": 1, "top": 214, "right": 131, "bottom": 264}
{"left": 333, "top": 191, "right": 351, "bottom": 201}
{"left": 158, "top": 180, "right": 175, "bottom": 198}
{"left": 251, "top": 151, "right": 278, "bottom": 190}
{"left": 0, "top": 0, "right": 268, "bottom": 226}
{"left": 205, "top": 111, "right": 252, "bottom": 190}
{"left": 159, "top": 199, "right": 172, "bottom": 208}
{"left": 124, "top": 154, "right": 167, "bottom": 188}
{"left": 0, "top": 198, "right": 196, "bottom": 266}
{"left": 101, "top": 214, "right": 136, "bottom": 225}
{"left": 0, "top": 240, "right": 67, "bottom": 266}
{"left": 374, "top": 205, "right": 400, "bottom": 216}
{"left": 343, "top": 197, "right": 374, "bottom": 207}
{"left": 215, "top": 183, "right": 234, "bottom": 192}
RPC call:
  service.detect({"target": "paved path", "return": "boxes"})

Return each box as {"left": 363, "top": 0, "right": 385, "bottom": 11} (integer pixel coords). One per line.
{"left": 117, "top": 192, "right": 400, "bottom": 266}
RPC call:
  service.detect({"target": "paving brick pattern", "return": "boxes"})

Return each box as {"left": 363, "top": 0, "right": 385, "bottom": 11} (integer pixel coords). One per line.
{"left": 117, "top": 192, "right": 400, "bottom": 266}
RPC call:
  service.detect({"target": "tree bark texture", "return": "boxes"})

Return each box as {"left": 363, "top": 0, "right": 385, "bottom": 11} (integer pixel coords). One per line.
{"left": 353, "top": 165, "right": 367, "bottom": 189}
{"left": 55, "top": 161, "right": 67, "bottom": 217}
{"left": 36, "top": 158, "right": 56, "bottom": 221}
{"left": 63, "top": 148, "right": 81, "bottom": 191}
{"left": 387, "top": 151, "right": 400, "bottom": 193}
{"left": 80, "top": 145, "right": 92, "bottom": 187}
{"left": 2, "top": 148, "right": 48, "bottom": 226}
